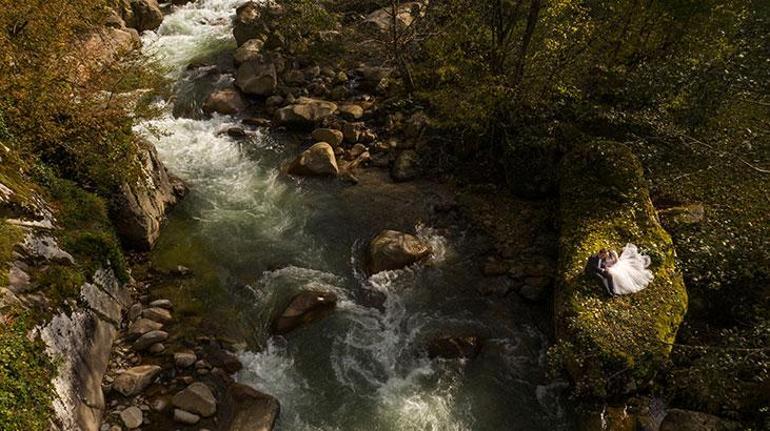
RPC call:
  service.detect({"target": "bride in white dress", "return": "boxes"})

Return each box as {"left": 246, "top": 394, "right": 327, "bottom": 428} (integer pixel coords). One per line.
{"left": 607, "top": 243, "right": 654, "bottom": 295}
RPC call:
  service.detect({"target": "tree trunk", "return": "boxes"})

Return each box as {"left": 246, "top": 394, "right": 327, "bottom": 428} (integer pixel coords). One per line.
{"left": 513, "top": 0, "right": 541, "bottom": 86}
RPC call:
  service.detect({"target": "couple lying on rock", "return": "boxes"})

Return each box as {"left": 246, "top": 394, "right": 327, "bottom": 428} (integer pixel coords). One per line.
{"left": 587, "top": 243, "right": 654, "bottom": 297}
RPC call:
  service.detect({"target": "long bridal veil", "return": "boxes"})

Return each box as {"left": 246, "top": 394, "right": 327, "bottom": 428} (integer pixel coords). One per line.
{"left": 608, "top": 243, "right": 654, "bottom": 295}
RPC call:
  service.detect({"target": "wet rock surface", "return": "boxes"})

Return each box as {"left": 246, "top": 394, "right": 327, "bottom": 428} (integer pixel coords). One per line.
{"left": 367, "top": 229, "right": 432, "bottom": 274}
{"left": 273, "top": 291, "right": 338, "bottom": 335}
{"left": 287, "top": 142, "right": 339, "bottom": 177}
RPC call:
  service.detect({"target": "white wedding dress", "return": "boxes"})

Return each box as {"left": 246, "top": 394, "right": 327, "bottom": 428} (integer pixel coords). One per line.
{"left": 608, "top": 243, "right": 654, "bottom": 295}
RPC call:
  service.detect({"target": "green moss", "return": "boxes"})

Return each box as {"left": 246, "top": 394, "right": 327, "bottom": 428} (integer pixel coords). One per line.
{"left": 0, "top": 221, "right": 24, "bottom": 286}
{"left": 551, "top": 140, "right": 688, "bottom": 398}
{"left": 39, "top": 173, "right": 129, "bottom": 283}
{"left": 0, "top": 312, "right": 56, "bottom": 431}
{"left": 35, "top": 264, "right": 86, "bottom": 305}
{"left": 62, "top": 231, "right": 128, "bottom": 283}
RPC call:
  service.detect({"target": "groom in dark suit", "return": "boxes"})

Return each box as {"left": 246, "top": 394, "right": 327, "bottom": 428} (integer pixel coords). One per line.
{"left": 586, "top": 249, "right": 617, "bottom": 297}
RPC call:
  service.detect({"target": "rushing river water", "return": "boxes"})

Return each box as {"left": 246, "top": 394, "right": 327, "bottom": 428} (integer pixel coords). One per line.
{"left": 138, "top": 1, "right": 572, "bottom": 429}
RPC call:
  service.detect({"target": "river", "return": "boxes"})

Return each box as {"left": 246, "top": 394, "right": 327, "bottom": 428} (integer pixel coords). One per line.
{"left": 136, "top": 0, "right": 571, "bottom": 429}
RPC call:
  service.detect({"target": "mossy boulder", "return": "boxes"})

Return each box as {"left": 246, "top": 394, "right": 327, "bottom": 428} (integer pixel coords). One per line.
{"left": 552, "top": 141, "right": 687, "bottom": 397}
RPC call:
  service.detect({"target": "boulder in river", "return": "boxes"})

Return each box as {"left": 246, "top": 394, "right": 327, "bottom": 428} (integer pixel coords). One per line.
{"left": 203, "top": 88, "right": 248, "bottom": 115}
{"left": 228, "top": 383, "right": 280, "bottom": 431}
{"left": 287, "top": 143, "right": 339, "bottom": 177}
{"left": 274, "top": 97, "right": 338, "bottom": 127}
{"left": 427, "top": 336, "right": 482, "bottom": 360}
{"left": 236, "top": 61, "right": 277, "bottom": 96}
{"left": 273, "top": 291, "right": 338, "bottom": 335}
{"left": 112, "top": 141, "right": 186, "bottom": 250}
{"left": 367, "top": 230, "right": 432, "bottom": 274}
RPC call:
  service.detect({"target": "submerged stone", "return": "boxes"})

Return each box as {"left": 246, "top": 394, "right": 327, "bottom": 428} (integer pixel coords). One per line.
{"left": 427, "top": 335, "right": 482, "bottom": 360}
{"left": 273, "top": 291, "right": 337, "bottom": 335}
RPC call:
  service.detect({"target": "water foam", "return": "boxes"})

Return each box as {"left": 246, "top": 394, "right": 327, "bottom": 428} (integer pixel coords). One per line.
{"left": 141, "top": 0, "right": 253, "bottom": 74}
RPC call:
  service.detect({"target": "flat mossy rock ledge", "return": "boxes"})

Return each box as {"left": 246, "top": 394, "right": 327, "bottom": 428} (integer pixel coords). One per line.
{"left": 552, "top": 141, "right": 688, "bottom": 397}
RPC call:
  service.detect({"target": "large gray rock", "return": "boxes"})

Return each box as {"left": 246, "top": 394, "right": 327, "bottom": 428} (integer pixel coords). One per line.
{"left": 274, "top": 98, "right": 338, "bottom": 127}
{"left": 287, "top": 143, "right": 339, "bottom": 177}
{"left": 172, "top": 382, "right": 217, "bottom": 417}
{"left": 273, "top": 291, "right": 338, "bottom": 335}
{"left": 236, "top": 61, "right": 277, "bottom": 96}
{"left": 367, "top": 230, "right": 431, "bottom": 274}
{"left": 40, "top": 273, "right": 127, "bottom": 431}
{"left": 660, "top": 409, "right": 741, "bottom": 431}
{"left": 112, "top": 141, "right": 185, "bottom": 250}
{"left": 228, "top": 384, "right": 280, "bottom": 431}
{"left": 113, "top": 365, "right": 162, "bottom": 396}
{"left": 203, "top": 88, "right": 247, "bottom": 115}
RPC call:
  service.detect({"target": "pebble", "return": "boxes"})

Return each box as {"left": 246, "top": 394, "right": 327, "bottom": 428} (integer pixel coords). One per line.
{"left": 174, "top": 408, "right": 200, "bottom": 425}
{"left": 142, "top": 307, "right": 173, "bottom": 323}
{"left": 148, "top": 342, "right": 166, "bottom": 354}
{"left": 151, "top": 397, "right": 169, "bottom": 412}
{"left": 120, "top": 406, "right": 143, "bottom": 429}
{"left": 174, "top": 350, "right": 197, "bottom": 368}
{"left": 148, "top": 298, "right": 173, "bottom": 309}
{"left": 128, "top": 303, "right": 143, "bottom": 321}
{"left": 132, "top": 330, "right": 169, "bottom": 351}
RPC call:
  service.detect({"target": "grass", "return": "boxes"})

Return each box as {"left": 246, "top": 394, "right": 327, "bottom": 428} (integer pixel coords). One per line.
{"left": 0, "top": 221, "right": 24, "bottom": 286}
{"left": 0, "top": 312, "right": 56, "bottom": 431}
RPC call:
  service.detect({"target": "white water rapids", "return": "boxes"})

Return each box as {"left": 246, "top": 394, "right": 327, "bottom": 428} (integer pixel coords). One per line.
{"left": 137, "top": 1, "right": 571, "bottom": 429}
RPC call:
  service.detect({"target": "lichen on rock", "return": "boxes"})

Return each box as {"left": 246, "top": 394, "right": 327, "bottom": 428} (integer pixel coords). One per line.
{"left": 551, "top": 141, "right": 688, "bottom": 397}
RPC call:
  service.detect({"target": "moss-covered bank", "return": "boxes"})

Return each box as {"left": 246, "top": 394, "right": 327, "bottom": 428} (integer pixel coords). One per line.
{"left": 551, "top": 141, "right": 687, "bottom": 398}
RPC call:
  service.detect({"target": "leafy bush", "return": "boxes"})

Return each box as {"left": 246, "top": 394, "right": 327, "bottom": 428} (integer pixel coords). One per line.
{"left": 0, "top": 313, "right": 56, "bottom": 431}
{"left": 0, "top": 0, "right": 166, "bottom": 195}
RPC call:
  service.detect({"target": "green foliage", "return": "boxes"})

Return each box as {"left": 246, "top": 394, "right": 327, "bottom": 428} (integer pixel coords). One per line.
{"left": 0, "top": 222, "right": 24, "bottom": 286}
{"left": 275, "top": 0, "right": 337, "bottom": 52}
{"left": 35, "top": 264, "right": 86, "bottom": 305}
{"left": 0, "top": 312, "right": 56, "bottom": 431}
{"left": 0, "top": 0, "right": 166, "bottom": 195}
{"left": 39, "top": 171, "right": 129, "bottom": 282}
